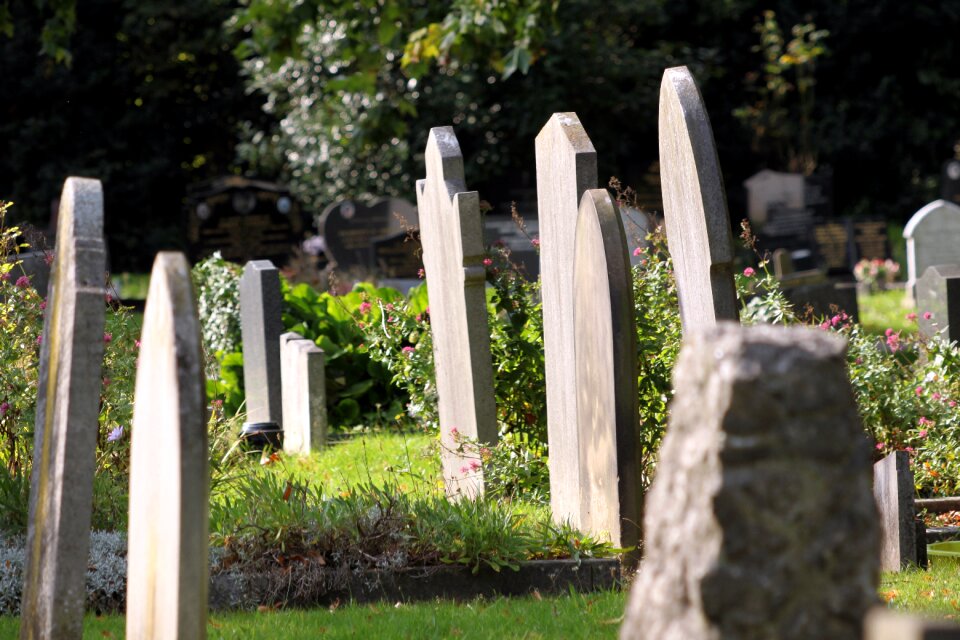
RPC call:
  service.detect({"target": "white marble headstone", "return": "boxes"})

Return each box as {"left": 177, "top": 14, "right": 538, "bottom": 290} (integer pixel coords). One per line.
{"left": 904, "top": 199, "right": 960, "bottom": 299}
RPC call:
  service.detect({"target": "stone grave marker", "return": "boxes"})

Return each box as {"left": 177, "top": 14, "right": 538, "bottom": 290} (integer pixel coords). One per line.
{"left": 239, "top": 260, "right": 284, "bottom": 436}
{"left": 621, "top": 323, "right": 878, "bottom": 640}
{"left": 20, "top": 177, "right": 107, "bottom": 640}
{"left": 904, "top": 200, "right": 960, "bottom": 299}
{"left": 658, "top": 66, "right": 738, "bottom": 333}
{"left": 126, "top": 252, "right": 208, "bottom": 639}
{"left": 743, "top": 169, "right": 805, "bottom": 227}
{"left": 917, "top": 264, "right": 960, "bottom": 342}
{"left": 319, "top": 197, "right": 420, "bottom": 276}
{"left": 416, "top": 127, "right": 497, "bottom": 498}
{"left": 874, "top": 450, "right": 918, "bottom": 571}
{"left": 280, "top": 332, "right": 327, "bottom": 454}
{"left": 864, "top": 607, "right": 960, "bottom": 639}
{"left": 535, "top": 112, "right": 598, "bottom": 526}
{"left": 573, "top": 188, "right": 641, "bottom": 552}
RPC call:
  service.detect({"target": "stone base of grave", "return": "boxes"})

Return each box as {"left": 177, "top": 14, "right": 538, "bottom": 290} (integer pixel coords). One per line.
{"left": 209, "top": 558, "right": 622, "bottom": 610}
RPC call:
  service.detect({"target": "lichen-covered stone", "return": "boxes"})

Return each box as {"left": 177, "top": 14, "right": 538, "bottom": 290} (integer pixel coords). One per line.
{"left": 621, "top": 323, "right": 878, "bottom": 640}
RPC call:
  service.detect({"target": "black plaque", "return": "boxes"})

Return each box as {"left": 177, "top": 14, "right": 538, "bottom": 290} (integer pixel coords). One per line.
{"left": 813, "top": 221, "right": 852, "bottom": 273}
{"left": 853, "top": 220, "right": 889, "bottom": 261}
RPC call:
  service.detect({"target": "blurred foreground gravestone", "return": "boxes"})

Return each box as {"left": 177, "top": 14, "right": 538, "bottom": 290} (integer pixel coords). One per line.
{"left": 416, "top": 127, "right": 497, "bottom": 498}
{"left": 239, "top": 260, "right": 283, "bottom": 445}
{"left": 904, "top": 200, "right": 960, "bottom": 300}
{"left": 280, "top": 332, "right": 327, "bottom": 454}
{"left": 658, "top": 66, "right": 738, "bottom": 334}
{"left": 20, "top": 177, "right": 107, "bottom": 640}
{"left": 621, "top": 323, "right": 878, "bottom": 640}
{"left": 126, "top": 252, "right": 208, "bottom": 639}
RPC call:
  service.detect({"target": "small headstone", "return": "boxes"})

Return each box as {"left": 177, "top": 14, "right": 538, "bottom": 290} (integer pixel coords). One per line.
{"left": 126, "top": 252, "right": 208, "bottom": 639}
{"left": 864, "top": 607, "right": 960, "bottom": 640}
{"left": 416, "top": 127, "right": 497, "bottom": 498}
{"left": 239, "top": 260, "right": 284, "bottom": 430}
{"left": 320, "top": 198, "right": 420, "bottom": 276}
{"left": 873, "top": 450, "right": 918, "bottom": 571}
{"left": 621, "top": 323, "right": 878, "bottom": 640}
{"left": 20, "top": 177, "right": 107, "bottom": 640}
{"left": 813, "top": 220, "right": 853, "bottom": 272}
{"left": 904, "top": 200, "right": 960, "bottom": 298}
{"left": 280, "top": 332, "right": 327, "bottom": 454}
{"left": 658, "top": 66, "right": 739, "bottom": 333}
{"left": 8, "top": 250, "right": 52, "bottom": 298}
{"left": 743, "top": 169, "right": 805, "bottom": 227}
{"left": 916, "top": 264, "right": 960, "bottom": 342}
{"left": 535, "top": 112, "right": 598, "bottom": 527}
{"left": 573, "top": 188, "right": 641, "bottom": 551}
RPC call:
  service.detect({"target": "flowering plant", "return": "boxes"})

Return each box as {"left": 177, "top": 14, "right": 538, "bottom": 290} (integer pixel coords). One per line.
{"left": 853, "top": 258, "right": 900, "bottom": 292}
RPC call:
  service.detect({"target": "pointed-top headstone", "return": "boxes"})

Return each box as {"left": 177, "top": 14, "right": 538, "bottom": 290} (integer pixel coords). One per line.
{"left": 659, "top": 66, "right": 738, "bottom": 333}
{"left": 126, "top": 252, "right": 208, "bottom": 640}
{"left": 573, "top": 188, "right": 641, "bottom": 551}
{"left": 416, "top": 126, "right": 497, "bottom": 498}
{"left": 535, "top": 112, "right": 598, "bottom": 526}
{"left": 21, "top": 177, "right": 107, "bottom": 640}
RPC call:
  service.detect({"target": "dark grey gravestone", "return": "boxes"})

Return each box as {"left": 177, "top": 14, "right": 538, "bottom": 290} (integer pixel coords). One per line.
{"left": 873, "top": 451, "right": 917, "bottom": 571}
{"left": 621, "top": 323, "right": 878, "bottom": 640}
{"left": 9, "top": 251, "right": 52, "bottom": 298}
{"left": 916, "top": 264, "right": 960, "bottom": 343}
{"left": 21, "top": 178, "right": 107, "bottom": 640}
{"left": 783, "top": 281, "right": 860, "bottom": 322}
{"left": 239, "top": 260, "right": 283, "bottom": 429}
{"left": 572, "top": 188, "right": 640, "bottom": 555}
{"left": 320, "top": 198, "right": 419, "bottom": 275}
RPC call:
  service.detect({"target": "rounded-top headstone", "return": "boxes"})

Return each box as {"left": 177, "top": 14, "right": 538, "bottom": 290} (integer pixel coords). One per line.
{"left": 903, "top": 200, "right": 960, "bottom": 298}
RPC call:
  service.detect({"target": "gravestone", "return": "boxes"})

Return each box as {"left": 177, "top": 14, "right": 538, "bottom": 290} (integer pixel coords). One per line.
{"left": 416, "top": 127, "right": 497, "bottom": 498}
{"left": 8, "top": 250, "right": 52, "bottom": 298}
{"left": 126, "top": 252, "right": 208, "bottom": 639}
{"left": 573, "top": 188, "right": 641, "bottom": 552}
{"left": 535, "top": 112, "right": 598, "bottom": 526}
{"left": 743, "top": 169, "right": 805, "bottom": 227}
{"left": 873, "top": 451, "right": 918, "bottom": 571}
{"left": 658, "top": 66, "right": 739, "bottom": 333}
{"left": 813, "top": 220, "right": 852, "bottom": 272}
{"left": 917, "top": 264, "right": 960, "bottom": 342}
{"left": 621, "top": 323, "right": 878, "bottom": 640}
{"left": 904, "top": 200, "right": 960, "bottom": 299}
{"left": 864, "top": 608, "right": 960, "bottom": 639}
{"left": 320, "top": 198, "right": 420, "bottom": 277}
{"left": 20, "top": 177, "right": 107, "bottom": 640}
{"left": 280, "top": 332, "right": 327, "bottom": 454}
{"left": 239, "top": 260, "right": 284, "bottom": 436}
{"left": 483, "top": 215, "right": 540, "bottom": 277}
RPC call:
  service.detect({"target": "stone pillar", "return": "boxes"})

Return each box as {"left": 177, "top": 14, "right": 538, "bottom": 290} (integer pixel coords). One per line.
{"left": 621, "top": 323, "right": 878, "bottom": 640}
{"left": 874, "top": 450, "right": 918, "bottom": 571}
{"left": 126, "top": 252, "right": 208, "bottom": 640}
{"left": 239, "top": 259, "right": 283, "bottom": 441}
{"left": 280, "top": 332, "right": 327, "bottom": 454}
{"left": 20, "top": 177, "right": 107, "bottom": 640}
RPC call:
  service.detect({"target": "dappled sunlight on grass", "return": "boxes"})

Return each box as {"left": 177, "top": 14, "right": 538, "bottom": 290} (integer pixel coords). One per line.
{"left": 859, "top": 288, "right": 914, "bottom": 337}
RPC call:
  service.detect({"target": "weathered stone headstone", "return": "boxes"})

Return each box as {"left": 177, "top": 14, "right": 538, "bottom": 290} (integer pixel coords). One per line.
{"left": 573, "top": 188, "right": 640, "bottom": 551}
{"left": 621, "top": 323, "right": 878, "bottom": 640}
{"left": 917, "top": 264, "right": 960, "bottom": 342}
{"left": 239, "top": 260, "right": 284, "bottom": 433}
{"left": 873, "top": 450, "right": 918, "bottom": 571}
{"left": 20, "top": 177, "right": 107, "bottom": 640}
{"left": 126, "top": 252, "right": 208, "bottom": 640}
{"left": 280, "top": 332, "right": 327, "bottom": 454}
{"left": 535, "top": 112, "right": 598, "bottom": 526}
{"left": 658, "top": 66, "right": 739, "bottom": 333}
{"left": 416, "top": 127, "right": 497, "bottom": 498}
{"left": 743, "top": 169, "right": 805, "bottom": 227}
{"left": 320, "top": 197, "right": 420, "bottom": 276}
{"left": 864, "top": 607, "right": 960, "bottom": 639}
{"left": 904, "top": 200, "right": 960, "bottom": 299}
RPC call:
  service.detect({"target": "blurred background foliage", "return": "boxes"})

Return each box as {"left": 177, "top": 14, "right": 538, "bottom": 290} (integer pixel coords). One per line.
{"left": 2, "top": 0, "right": 960, "bottom": 270}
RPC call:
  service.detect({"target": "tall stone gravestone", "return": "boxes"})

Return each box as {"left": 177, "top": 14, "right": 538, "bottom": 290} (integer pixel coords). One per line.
{"left": 535, "top": 112, "right": 598, "bottom": 526}
{"left": 874, "top": 450, "right": 918, "bottom": 571}
{"left": 280, "top": 332, "right": 327, "bottom": 454}
{"left": 904, "top": 200, "right": 960, "bottom": 299}
{"left": 20, "top": 178, "right": 107, "bottom": 640}
{"left": 239, "top": 260, "right": 283, "bottom": 440}
{"left": 658, "top": 66, "right": 738, "bottom": 333}
{"left": 126, "top": 252, "right": 208, "bottom": 640}
{"left": 917, "top": 264, "right": 960, "bottom": 342}
{"left": 621, "top": 323, "right": 878, "bottom": 640}
{"left": 573, "top": 189, "right": 641, "bottom": 552}
{"left": 416, "top": 127, "right": 497, "bottom": 498}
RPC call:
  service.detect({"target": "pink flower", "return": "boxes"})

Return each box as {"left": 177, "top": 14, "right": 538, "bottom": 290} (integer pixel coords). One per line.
{"left": 469, "top": 460, "right": 481, "bottom": 471}
{"left": 831, "top": 315, "right": 841, "bottom": 327}
{"left": 531, "top": 238, "right": 540, "bottom": 247}
{"left": 906, "top": 312, "right": 917, "bottom": 321}
{"left": 855, "top": 357, "right": 863, "bottom": 365}
{"left": 483, "top": 258, "right": 493, "bottom": 266}
{"left": 919, "top": 429, "right": 928, "bottom": 438}
{"left": 916, "top": 386, "right": 923, "bottom": 396}
{"left": 359, "top": 301, "right": 372, "bottom": 314}
{"left": 905, "top": 447, "right": 914, "bottom": 453}
{"left": 950, "top": 401, "right": 957, "bottom": 408}
{"left": 402, "top": 346, "right": 414, "bottom": 355}
{"left": 103, "top": 377, "right": 111, "bottom": 387}
{"left": 105, "top": 293, "right": 113, "bottom": 303}
{"left": 385, "top": 303, "right": 395, "bottom": 311}
{"left": 103, "top": 332, "right": 112, "bottom": 344}
{"left": 743, "top": 267, "right": 755, "bottom": 277}
{"left": 819, "top": 321, "right": 830, "bottom": 330}
{"left": 0, "top": 402, "right": 9, "bottom": 417}
{"left": 933, "top": 392, "right": 942, "bottom": 401}
{"left": 875, "top": 442, "right": 885, "bottom": 450}
{"left": 43, "top": 253, "right": 54, "bottom": 266}
{"left": 632, "top": 247, "right": 643, "bottom": 257}
{"left": 418, "top": 268, "right": 425, "bottom": 279}
{"left": 415, "top": 314, "right": 422, "bottom": 323}
{"left": 919, "top": 416, "right": 933, "bottom": 427}
{"left": 0, "top": 272, "right": 8, "bottom": 281}
{"left": 924, "top": 311, "right": 933, "bottom": 320}
{"left": 36, "top": 335, "right": 42, "bottom": 346}
{"left": 15, "top": 275, "right": 30, "bottom": 288}
{"left": 39, "top": 300, "right": 46, "bottom": 310}
{"left": 450, "top": 427, "right": 459, "bottom": 436}
{"left": 135, "top": 339, "right": 141, "bottom": 348}
{"left": 460, "top": 465, "right": 470, "bottom": 474}
{"left": 885, "top": 330, "right": 901, "bottom": 352}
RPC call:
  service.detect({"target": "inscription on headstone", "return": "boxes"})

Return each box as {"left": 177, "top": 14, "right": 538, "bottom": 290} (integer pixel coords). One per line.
{"left": 416, "top": 127, "right": 497, "bottom": 498}
{"left": 535, "top": 112, "right": 598, "bottom": 527}
{"left": 20, "top": 177, "right": 107, "bottom": 640}
{"left": 126, "top": 252, "right": 208, "bottom": 640}
{"left": 904, "top": 200, "right": 960, "bottom": 298}
{"left": 573, "top": 189, "right": 640, "bottom": 552}
{"left": 658, "top": 66, "right": 738, "bottom": 333}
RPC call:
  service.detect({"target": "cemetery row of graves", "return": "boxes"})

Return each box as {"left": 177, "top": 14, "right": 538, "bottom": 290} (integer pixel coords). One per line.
{"left": 6, "top": 66, "right": 960, "bottom": 637}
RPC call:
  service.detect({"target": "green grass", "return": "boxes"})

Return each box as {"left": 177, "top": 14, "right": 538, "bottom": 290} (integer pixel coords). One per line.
{"left": 108, "top": 272, "right": 150, "bottom": 300}
{"left": 858, "top": 288, "right": 914, "bottom": 336}
{"left": 881, "top": 562, "right": 960, "bottom": 617}
{"left": 0, "top": 591, "right": 628, "bottom": 639}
